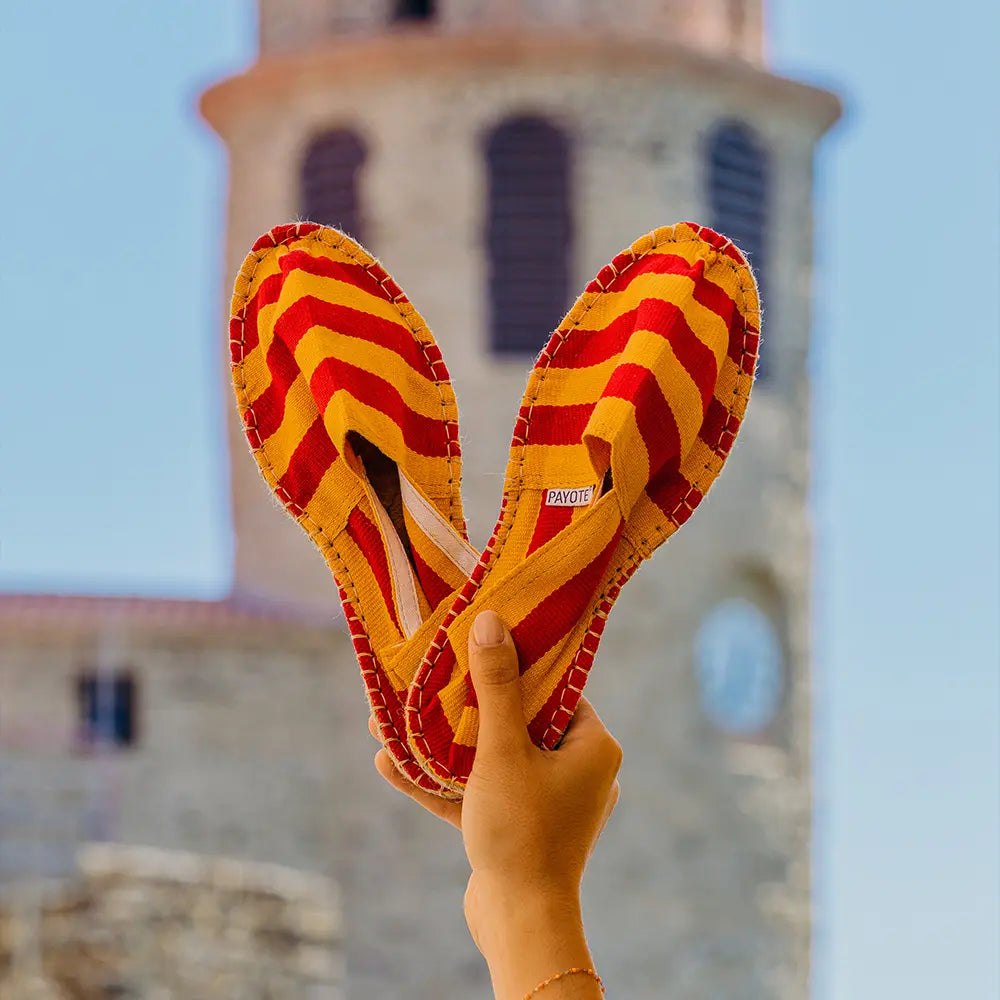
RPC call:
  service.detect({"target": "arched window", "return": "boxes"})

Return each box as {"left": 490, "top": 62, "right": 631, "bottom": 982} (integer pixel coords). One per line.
{"left": 299, "top": 128, "right": 367, "bottom": 241}
{"left": 706, "top": 120, "right": 770, "bottom": 376}
{"left": 485, "top": 115, "right": 572, "bottom": 355}
{"left": 392, "top": 0, "right": 435, "bottom": 20}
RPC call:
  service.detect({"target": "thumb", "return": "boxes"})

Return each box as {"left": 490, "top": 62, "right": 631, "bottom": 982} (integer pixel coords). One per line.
{"left": 468, "top": 610, "right": 531, "bottom": 757}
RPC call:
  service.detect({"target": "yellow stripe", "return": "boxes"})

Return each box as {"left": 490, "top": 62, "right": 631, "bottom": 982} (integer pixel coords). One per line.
{"left": 652, "top": 341, "right": 707, "bottom": 456}
{"left": 238, "top": 346, "right": 272, "bottom": 408}
{"left": 242, "top": 242, "right": 288, "bottom": 291}
{"left": 404, "top": 514, "right": 470, "bottom": 593}
{"left": 334, "top": 530, "right": 406, "bottom": 688}
{"left": 260, "top": 374, "right": 319, "bottom": 479}
{"left": 642, "top": 238, "right": 708, "bottom": 267}
{"left": 703, "top": 261, "right": 755, "bottom": 325}
{"left": 435, "top": 499, "right": 623, "bottom": 731}
{"left": 528, "top": 330, "right": 705, "bottom": 459}
{"left": 712, "top": 356, "right": 748, "bottom": 423}
{"left": 284, "top": 267, "right": 420, "bottom": 331}
{"left": 520, "top": 620, "right": 593, "bottom": 719}
{"left": 297, "top": 459, "right": 362, "bottom": 543}
{"left": 568, "top": 270, "right": 734, "bottom": 367}
{"left": 530, "top": 355, "right": 620, "bottom": 407}
{"left": 241, "top": 246, "right": 422, "bottom": 381}
{"left": 294, "top": 324, "right": 445, "bottom": 421}
{"left": 584, "top": 395, "right": 650, "bottom": 512}
{"left": 320, "top": 394, "right": 451, "bottom": 481}
{"left": 236, "top": 295, "right": 283, "bottom": 377}
{"left": 678, "top": 436, "right": 725, "bottom": 493}
{"left": 503, "top": 490, "right": 544, "bottom": 561}
{"left": 515, "top": 442, "right": 594, "bottom": 489}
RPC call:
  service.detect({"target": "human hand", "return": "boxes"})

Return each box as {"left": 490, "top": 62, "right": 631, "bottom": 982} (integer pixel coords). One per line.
{"left": 373, "top": 608, "right": 621, "bottom": 987}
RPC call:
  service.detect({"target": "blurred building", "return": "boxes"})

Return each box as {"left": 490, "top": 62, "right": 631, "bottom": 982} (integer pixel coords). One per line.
{"left": 0, "top": 2, "right": 838, "bottom": 998}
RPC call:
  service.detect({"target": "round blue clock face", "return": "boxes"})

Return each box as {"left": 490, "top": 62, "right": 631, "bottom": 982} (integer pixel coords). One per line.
{"left": 694, "top": 598, "right": 784, "bottom": 735}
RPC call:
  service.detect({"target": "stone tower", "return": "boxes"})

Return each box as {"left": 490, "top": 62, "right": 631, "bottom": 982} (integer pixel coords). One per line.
{"left": 201, "top": 3, "right": 839, "bottom": 997}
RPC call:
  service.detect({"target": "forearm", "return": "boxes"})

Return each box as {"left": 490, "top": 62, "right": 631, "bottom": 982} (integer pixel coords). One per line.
{"left": 472, "top": 885, "right": 604, "bottom": 1000}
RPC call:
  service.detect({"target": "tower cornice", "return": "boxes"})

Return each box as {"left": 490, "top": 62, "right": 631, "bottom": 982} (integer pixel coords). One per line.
{"left": 200, "top": 31, "right": 841, "bottom": 138}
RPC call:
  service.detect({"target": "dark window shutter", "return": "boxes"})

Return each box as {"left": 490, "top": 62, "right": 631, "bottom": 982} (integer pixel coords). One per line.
{"left": 707, "top": 120, "right": 770, "bottom": 377}
{"left": 393, "top": 0, "right": 435, "bottom": 20}
{"left": 300, "top": 129, "right": 367, "bottom": 241}
{"left": 76, "top": 671, "right": 137, "bottom": 748}
{"left": 485, "top": 116, "right": 572, "bottom": 355}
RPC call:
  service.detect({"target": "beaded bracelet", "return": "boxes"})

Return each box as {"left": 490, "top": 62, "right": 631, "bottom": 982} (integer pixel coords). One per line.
{"left": 524, "top": 966, "right": 606, "bottom": 998}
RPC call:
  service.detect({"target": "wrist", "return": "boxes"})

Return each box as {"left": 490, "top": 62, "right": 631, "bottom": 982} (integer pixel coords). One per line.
{"left": 466, "top": 873, "right": 580, "bottom": 944}
{"left": 466, "top": 876, "right": 595, "bottom": 999}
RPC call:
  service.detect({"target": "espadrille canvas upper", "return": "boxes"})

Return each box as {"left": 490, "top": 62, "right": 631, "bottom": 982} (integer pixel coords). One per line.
{"left": 230, "top": 221, "right": 760, "bottom": 798}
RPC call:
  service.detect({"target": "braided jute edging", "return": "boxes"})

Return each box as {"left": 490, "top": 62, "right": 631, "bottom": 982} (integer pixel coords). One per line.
{"left": 406, "top": 222, "right": 760, "bottom": 793}
{"left": 230, "top": 221, "right": 464, "bottom": 795}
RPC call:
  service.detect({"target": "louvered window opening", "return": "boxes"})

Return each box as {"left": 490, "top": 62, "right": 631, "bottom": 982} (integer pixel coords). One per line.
{"left": 707, "top": 121, "right": 770, "bottom": 377}
{"left": 486, "top": 116, "right": 572, "bottom": 355}
{"left": 393, "top": 0, "right": 435, "bottom": 20}
{"left": 300, "top": 129, "right": 367, "bottom": 242}
{"left": 77, "top": 671, "right": 137, "bottom": 748}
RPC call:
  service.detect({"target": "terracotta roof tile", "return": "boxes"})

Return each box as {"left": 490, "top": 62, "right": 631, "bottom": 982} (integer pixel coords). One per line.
{"left": 0, "top": 592, "right": 339, "bottom": 630}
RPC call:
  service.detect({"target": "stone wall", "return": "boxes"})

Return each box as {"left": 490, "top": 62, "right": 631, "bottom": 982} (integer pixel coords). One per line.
{"left": 258, "top": 0, "right": 766, "bottom": 64}
{"left": 1, "top": 568, "right": 810, "bottom": 999}
{"left": 0, "top": 843, "right": 341, "bottom": 1000}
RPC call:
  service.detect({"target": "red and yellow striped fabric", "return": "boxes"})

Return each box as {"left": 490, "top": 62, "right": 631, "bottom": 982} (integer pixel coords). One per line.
{"left": 229, "top": 221, "right": 759, "bottom": 800}
{"left": 230, "top": 223, "right": 471, "bottom": 792}
{"left": 405, "top": 223, "right": 759, "bottom": 795}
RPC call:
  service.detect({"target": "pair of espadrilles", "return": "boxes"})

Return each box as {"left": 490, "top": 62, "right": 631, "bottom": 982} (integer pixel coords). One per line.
{"left": 230, "top": 221, "right": 760, "bottom": 799}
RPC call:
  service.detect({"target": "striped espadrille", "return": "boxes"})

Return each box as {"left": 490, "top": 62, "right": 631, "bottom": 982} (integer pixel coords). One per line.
{"left": 229, "top": 223, "right": 476, "bottom": 792}
{"left": 230, "top": 221, "right": 759, "bottom": 799}
{"left": 404, "top": 223, "right": 759, "bottom": 795}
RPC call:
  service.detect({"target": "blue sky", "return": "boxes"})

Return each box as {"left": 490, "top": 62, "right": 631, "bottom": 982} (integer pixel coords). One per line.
{"left": 1, "top": 3, "right": 997, "bottom": 998}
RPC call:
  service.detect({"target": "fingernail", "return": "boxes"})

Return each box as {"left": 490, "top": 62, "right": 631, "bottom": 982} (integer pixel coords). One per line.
{"left": 473, "top": 610, "right": 504, "bottom": 646}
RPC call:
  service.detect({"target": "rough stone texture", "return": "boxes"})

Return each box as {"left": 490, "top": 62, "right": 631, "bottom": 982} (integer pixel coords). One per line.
{"left": 259, "top": 0, "right": 766, "bottom": 64}
{"left": 0, "top": 7, "right": 839, "bottom": 1000}
{"left": 0, "top": 844, "right": 342, "bottom": 1000}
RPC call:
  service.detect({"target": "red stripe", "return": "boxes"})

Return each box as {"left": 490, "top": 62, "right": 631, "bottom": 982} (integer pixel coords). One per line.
{"left": 278, "top": 250, "right": 394, "bottom": 299}
{"left": 238, "top": 272, "right": 285, "bottom": 357}
{"left": 276, "top": 415, "right": 340, "bottom": 510}
{"left": 346, "top": 508, "right": 402, "bottom": 635}
{"left": 645, "top": 464, "right": 702, "bottom": 526}
{"left": 546, "top": 309, "right": 634, "bottom": 369}
{"left": 411, "top": 642, "right": 459, "bottom": 762}
{"left": 529, "top": 670, "right": 576, "bottom": 746}
{"left": 527, "top": 645, "right": 600, "bottom": 749}
{"left": 601, "top": 362, "right": 683, "bottom": 481}
{"left": 525, "top": 503, "right": 575, "bottom": 557}
{"left": 549, "top": 299, "right": 718, "bottom": 407}
{"left": 271, "top": 295, "right": 431, "bottom": 373}
{"left": 239, "top": 245, "right": 419, "bottom": 359}
{"left": 247, "top": 334, "right": 301, "bottom": 442}
{"left": 691, "top": 278, "right": 747, "bottom": 365}
{"left": 251, "top": 223, "right": 320, "bottom": 254}
{"left": 310, "top": 356, "right": 451, "bottom": 458}
{"left": 549, "top": 300, "right": 711, "bottom": 370}
{"left": 583, "top": 246, "right": 758, "bottom": 362}
{"left": 700, "top": 397, "right": 729, "bottom": 449}
{"left": 447, "top": 740, "right": 477, "bottom": 785}
{"left": 410, "top": 546, "right": 454, "bottom": 610}
{"left": 511, "top": 527, "right": 622, "bottom": 667}
{"left": 588, "top": 251, "right": 705, "bottom": 296}
{"left": 659, "top": 302, "right": 721, "bottom": 409}
{"left": 524, "top": 402, "right": 595, "bottom": 446}
{"left": 415, "top": 690, "right": 454, "bottom": 761}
